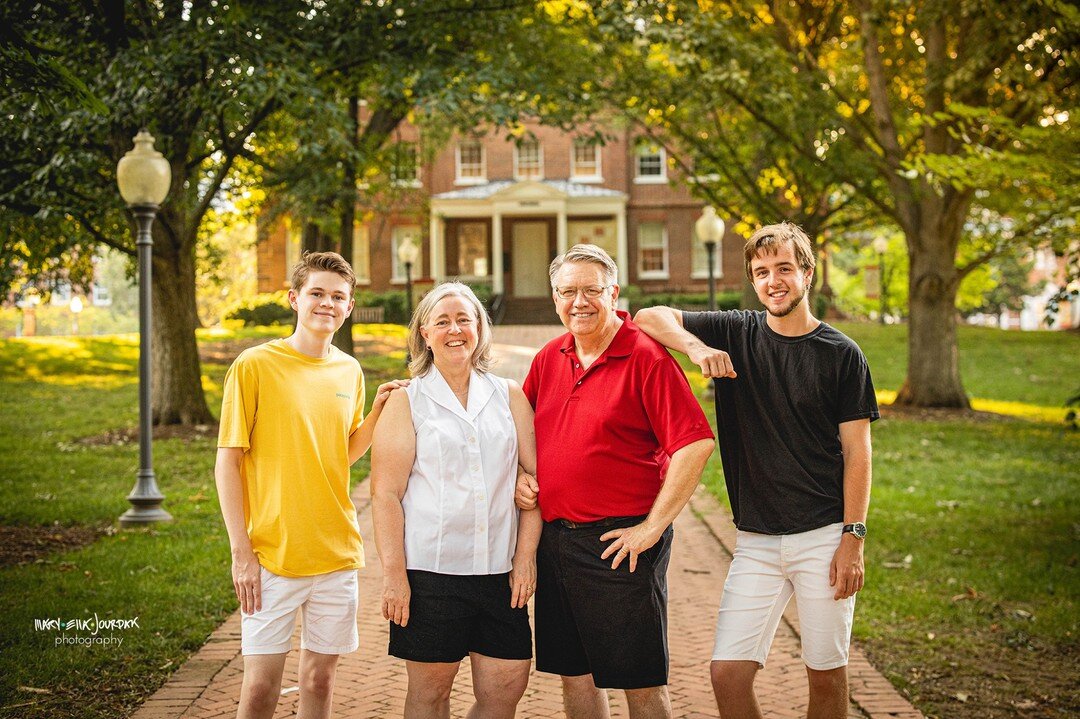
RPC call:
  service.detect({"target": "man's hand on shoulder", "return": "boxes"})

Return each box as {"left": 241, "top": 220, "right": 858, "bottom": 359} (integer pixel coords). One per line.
{"left": 687, "top": 341, "right": 737, "bottom": 380}
{"left": 830, "top": 533, "right": 865, "bottom": 600}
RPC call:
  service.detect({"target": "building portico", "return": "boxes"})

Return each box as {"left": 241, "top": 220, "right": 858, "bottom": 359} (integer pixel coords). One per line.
{"left": 429, "top": 180, "right": 628, "bottom": 297}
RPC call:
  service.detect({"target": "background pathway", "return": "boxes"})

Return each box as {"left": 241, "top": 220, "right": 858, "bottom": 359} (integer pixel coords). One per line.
{"left": 130, "top": 326, "right": 922, "bottom": 719}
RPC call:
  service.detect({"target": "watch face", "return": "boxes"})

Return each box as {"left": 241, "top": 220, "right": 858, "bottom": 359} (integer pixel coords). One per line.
{"left": 852, "top": 522, "right": 867, "bottom": 538}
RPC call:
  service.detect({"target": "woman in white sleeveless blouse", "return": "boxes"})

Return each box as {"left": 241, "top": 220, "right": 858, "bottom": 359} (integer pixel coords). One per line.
{"left": 371, "top": 282, "right": 540, "bottom": 719}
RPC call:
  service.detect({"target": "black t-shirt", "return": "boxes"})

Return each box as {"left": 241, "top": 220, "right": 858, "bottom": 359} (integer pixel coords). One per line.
{"left": 682, "top": 310, "right": 879, "bottom": 534}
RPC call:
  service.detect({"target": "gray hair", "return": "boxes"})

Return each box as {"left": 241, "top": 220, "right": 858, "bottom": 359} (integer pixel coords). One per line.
{"left": 407, "top": 282, "right": 494, "bottom": 377}
{"left": 548, "top": 244, "right": 618, "bottom": 288}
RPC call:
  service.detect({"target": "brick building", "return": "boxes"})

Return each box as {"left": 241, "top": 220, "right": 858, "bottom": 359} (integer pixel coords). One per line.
{"left": 257, "top": 118, "right": 742, "bottom": 322}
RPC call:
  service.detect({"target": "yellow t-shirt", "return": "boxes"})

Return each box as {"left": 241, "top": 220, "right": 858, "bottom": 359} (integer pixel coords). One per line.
{"left": 217, "top": 339, "right": 365, "bottom": 577}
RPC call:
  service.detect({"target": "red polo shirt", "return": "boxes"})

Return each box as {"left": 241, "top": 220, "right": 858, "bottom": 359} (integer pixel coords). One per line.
{"left": 522, "top": 312, "right": 714, "bottom": 523}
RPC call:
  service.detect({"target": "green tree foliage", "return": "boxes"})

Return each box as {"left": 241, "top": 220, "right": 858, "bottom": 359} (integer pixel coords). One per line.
{"left": 592, "top": 0, "right": 1079, "bottom": 407}
{"left": 1, "top": 1, "right": 598, "bottom": 422}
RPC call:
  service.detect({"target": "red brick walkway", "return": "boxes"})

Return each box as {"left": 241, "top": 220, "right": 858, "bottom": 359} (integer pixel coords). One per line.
{"left": 130, "top": 327, "right": 923, "bottom": 719}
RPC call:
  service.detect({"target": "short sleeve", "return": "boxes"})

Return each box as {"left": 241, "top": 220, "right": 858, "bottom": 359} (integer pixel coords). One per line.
{"left": 641, "top": 354, "right": 715, "bottom": 456}
{"left": 836, "top": 345, "right": 880, "bottom": 424}
{"left": 682, "top": 310, "right": 732, "bottom": 350}
{"left": 522, "top": 352, "right": 542, "bottom": 408}
{"left": 218, "top": 355, "right": 258, "bottom": 448}
{"left": 351, "top": 365, "right": 366, "bottom": 434}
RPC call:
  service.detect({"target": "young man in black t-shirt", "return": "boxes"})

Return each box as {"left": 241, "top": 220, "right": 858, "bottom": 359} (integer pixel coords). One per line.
{"left": 635, "top": 222, "right": 878, "bottom": 719}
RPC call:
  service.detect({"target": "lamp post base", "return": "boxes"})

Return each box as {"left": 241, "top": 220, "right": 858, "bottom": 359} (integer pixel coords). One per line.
{"left": 119, "top": 470, "right": 173, "bottom": 527}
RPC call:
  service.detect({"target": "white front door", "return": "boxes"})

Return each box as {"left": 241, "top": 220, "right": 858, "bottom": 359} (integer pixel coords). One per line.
{"left": 511, "top": 222, "right": 550, "bottom": 297}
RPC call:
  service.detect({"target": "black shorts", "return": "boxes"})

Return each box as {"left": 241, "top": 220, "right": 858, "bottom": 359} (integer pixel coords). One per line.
{"left": 388, "top": 570, "right": 532, "bottom": 663}
{"left": 534, "top": 515, "right": 674, "bottom": 689}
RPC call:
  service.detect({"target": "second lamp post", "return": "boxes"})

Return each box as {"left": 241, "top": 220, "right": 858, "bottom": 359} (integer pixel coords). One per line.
{"left": 695, "top": 207, "right": 725, "bottom": 312}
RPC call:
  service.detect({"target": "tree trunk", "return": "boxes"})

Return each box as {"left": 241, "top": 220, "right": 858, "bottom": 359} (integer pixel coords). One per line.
{"left": 150, "top": 215, "right": 215, "bottom": 426}
{"left": 332, "top": 95, "right": 359, "bottom": 358}
{"left": 894, "top": 230, "right": 971, "bottom": 408}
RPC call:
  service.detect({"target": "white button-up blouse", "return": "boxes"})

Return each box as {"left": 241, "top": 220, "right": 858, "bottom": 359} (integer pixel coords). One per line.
{"left": 401, "top": 368, "right": 520, "bottom": 575}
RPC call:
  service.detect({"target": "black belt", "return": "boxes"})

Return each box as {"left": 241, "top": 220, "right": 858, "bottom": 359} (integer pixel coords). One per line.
{"left": 553, "top": 514, "right": 648, "bottom": 530}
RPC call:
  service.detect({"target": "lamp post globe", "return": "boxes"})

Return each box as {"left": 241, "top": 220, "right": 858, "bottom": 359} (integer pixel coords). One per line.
{"left": 397, "top": 236, "right": 420, "bottom": 364}
{"left": 695, "top": 207, "right": 725, "bottom": 311}
{"left": 117, "top": 130, "right": 173, "bottom": 527}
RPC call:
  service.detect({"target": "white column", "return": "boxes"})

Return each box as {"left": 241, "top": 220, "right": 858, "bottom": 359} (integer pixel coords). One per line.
{"left": 556, "top": 205, "right": 568, "bottom": 255}
{"left": 615, "top": 202, "right": 628, "bottom": 287}
{"left": 429, "top": 212, "right": 442, "bottom": 282}
{"left": 491, "top": 211, "right": 504, "bottom": 294}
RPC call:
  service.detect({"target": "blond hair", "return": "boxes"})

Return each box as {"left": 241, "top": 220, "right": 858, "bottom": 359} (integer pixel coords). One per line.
{"left": 407, "top": 282, "right": 494, "bottom": 377}
{"left": 290, "top": 251, "right": 357, "bottom": 293}
{"left": 743, "top": 222, "right": 816, "bottom": 281}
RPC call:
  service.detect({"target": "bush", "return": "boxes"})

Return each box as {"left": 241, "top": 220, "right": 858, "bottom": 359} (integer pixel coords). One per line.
{"left": 223, "top": 291, "right": 292, "bottom": 326}
{"left": 355, "top": 290, "right": 410, "bottom": 324}
{"left": 630, "top": 290, "right": 742, "bottom": 313}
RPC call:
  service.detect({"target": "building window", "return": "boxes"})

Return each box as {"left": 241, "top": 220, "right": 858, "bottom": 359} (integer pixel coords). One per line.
{"left": 391, "top": 143, "right": 420, "bottom": 186}
{"left": 284, "top": 217, "right": 300, "bottom": 282}
{"left": 635, "top": 142, "right": 666, "bottom": 183}
{"left": 352, "top": 223, "right": 371, "bottom": 284}
{"left": 91, "top": 281, "right": 112, "bottom": 307}
{"left": 391, "top": 225, "right": 422, "bottom": 282}
{"left": 637, "top": 223, "right": 668, "bottom": 279}
{"left": 456, "top": 222, "right": 489, "bottom": 277}
{"left": 571, "top": 139, "right": 601, "bottom": 181}
{"left": 514, "top": 138, "right": 543, "bottom": 180}
{"left": 568, "top": 220, "right": 617, "bottom": 265}
{"left": 691, "top": 226, "right": 723, "bottom": 279}
{"left": 456, "top": 140, "right": 486, "bottom": 184}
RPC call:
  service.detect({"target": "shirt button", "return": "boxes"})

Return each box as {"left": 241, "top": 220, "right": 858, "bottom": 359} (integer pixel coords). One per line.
{"left": 576, "top": 380, "right": 582, "bottom": 385}
{"left": 575, "top": 363, "right": 580, "bottom": 368}
{"left": 468, "top": 436, "right": 476, "bottom": 443}
{"left": 471, "top": 465, "right": 479, "bottom": 472}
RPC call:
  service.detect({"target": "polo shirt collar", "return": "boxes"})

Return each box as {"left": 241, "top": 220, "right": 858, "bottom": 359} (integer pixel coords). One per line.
{"left": 421, "top": 366, "right": 495, "bottom": 422}
{"left": 558, "top": 310, "right": 638, "bottom": 361}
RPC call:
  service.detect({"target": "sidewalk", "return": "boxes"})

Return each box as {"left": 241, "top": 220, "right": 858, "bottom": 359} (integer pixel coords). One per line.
{"left": 130, "top": 327, "right": 923, "bottom": 719}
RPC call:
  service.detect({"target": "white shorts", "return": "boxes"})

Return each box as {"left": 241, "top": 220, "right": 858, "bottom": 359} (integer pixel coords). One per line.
{"left": 712, "top": 522, "right": 855, "bottom": 671}
{"left": 241, "top": 567, "right": 359, "bottom": 656}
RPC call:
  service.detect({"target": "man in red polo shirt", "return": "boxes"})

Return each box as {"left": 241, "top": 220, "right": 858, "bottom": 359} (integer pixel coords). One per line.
{"left": 518, "top": 244, "right": 715, "bottom": 719}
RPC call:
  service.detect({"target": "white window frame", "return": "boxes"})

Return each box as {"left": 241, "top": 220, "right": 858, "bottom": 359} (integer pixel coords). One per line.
{"left": 691, "top": 227, "right": 724, "bottom": 280}
{"left": 391, "top": 143, "right": 422, "bottom": 188}
{"left": 351, "top": 222, "right": 371, "bottom": 285}
{"left": 455, "top": 141, "right": 487, "bottom": 185}
{"left": 91, "top": 281, "right": 112, "bottom": 307}
{"left": 391, "top": 225, "right": 422, "bottom": 283}
{"left": 634, "top": 144, "right": 667, "bottom": 184}
{"left": 637, "top": 223, "right": 669, "bottom": 280}
{"left": 513, "top": 138, "right": 543, "bottom": 180}
{"left": 283, "top": 218, "right": 300, "bottom": 285}
{"left": 570, "top": 139, "right": 602, "bottom": 183}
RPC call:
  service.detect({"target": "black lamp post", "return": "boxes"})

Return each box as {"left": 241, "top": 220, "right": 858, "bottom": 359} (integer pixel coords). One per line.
{"left": 397, "top": 235, "right": 420, "bottom": 364}
{"left": 695, "top": 207, "right": 725, "bottom": 311}
{"left": 116, "top": 130, "right": 173, "bottom": 527}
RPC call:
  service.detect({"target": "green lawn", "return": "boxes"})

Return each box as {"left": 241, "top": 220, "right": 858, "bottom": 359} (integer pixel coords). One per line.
{"left": 0, "top": 328, "right": 407, "bottom": 718}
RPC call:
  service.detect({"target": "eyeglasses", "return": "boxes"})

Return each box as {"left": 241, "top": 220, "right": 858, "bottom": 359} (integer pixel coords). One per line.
{"left": 554, "top": 285, "right": 611, "bottom": 300}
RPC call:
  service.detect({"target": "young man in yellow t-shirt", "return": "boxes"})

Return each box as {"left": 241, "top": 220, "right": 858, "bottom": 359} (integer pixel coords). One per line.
{"left": 216, "top": 251, "right": 405, "bottom": 719}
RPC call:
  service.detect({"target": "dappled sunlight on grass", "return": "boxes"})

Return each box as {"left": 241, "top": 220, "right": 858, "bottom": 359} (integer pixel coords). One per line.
{"left": 877, "top": 389, "right": 1064, "bottom": 423}
{"left": 0, "top": 335, "right": 138, "bottom": 384}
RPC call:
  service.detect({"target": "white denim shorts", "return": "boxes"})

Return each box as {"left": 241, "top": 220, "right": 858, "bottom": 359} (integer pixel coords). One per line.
{"left": 241, "top": 567, "right": 359, "bottom": 656}
{"left": 712, "top": 522, "right": 855, "bottom": 670}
